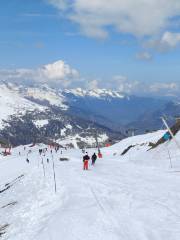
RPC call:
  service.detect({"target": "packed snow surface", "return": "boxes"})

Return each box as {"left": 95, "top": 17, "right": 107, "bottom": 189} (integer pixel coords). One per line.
{"left": 1, "top": 130, "right": 180, "bottom": 239}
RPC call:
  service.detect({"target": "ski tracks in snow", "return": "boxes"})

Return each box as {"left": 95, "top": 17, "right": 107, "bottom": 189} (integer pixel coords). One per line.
{"left": 0, "top": 167, "right": 65, "bottom": 240}
{"left": 82, "top": 161, "right": 180, "bottom": 240}
{"left": 37, "top": 156, "right": 180, "bottom": 240}
{"left": 2, "top": 148, "right": 180, "bottom": 240}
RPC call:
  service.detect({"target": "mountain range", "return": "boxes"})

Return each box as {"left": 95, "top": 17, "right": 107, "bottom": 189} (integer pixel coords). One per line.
{"left": 0, "top": 82, "right": 178, "bottom": 146}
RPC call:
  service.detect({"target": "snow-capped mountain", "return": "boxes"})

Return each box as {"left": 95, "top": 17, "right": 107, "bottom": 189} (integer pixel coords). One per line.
{"left": 0, "top": 84, "right": 45, "bottom": 129}
{"left": 61, "top": 87, "right": 168, "bottom": 130}
{"left": 0, "top": 83, "right": 124, "bottom": 146}
{"left": 63, "top": 88, "right": 125, "bottom": 99}
{"left": 0, "top": 82, "right": 175, "bottom": 146}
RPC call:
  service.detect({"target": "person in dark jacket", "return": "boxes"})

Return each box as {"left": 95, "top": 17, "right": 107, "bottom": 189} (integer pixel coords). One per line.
{"left": 91, "top": 153, "right": 97, "bottom": 165}
{"left": 83, "top": 152, "right": 90, "bottom": 170}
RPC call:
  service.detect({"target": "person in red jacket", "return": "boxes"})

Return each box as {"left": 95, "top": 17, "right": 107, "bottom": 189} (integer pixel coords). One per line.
{"left": 83, "top": 152, "right": 90, "bottom": 170}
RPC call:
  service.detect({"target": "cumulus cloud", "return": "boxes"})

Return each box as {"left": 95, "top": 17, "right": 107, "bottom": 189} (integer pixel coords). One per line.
{"left": 48, "top": 0, "right": 180, "bottom": 39}
{"left": 0, "top": 60, "right": 79, "bottom": 88}
{"left": 41, "top": 60, "right": 79, "bottom": 81}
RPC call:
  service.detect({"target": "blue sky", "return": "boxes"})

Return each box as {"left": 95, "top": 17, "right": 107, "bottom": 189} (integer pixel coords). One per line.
{"left": 1, "top": 0, "right": 180, "bottom": 96}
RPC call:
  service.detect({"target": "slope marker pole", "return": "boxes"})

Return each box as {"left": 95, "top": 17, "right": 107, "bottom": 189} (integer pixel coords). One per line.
{"left": 41, "top": 157, "right": 46, "bottom": 177}
{"left": 167, "top": 146, "right": 173, "bottom": 168}
{"left": 165, "top": 141, "right": 173, "bottom": 168}
{"left": 51, "top": 153, "right": 57, "bottom": 193}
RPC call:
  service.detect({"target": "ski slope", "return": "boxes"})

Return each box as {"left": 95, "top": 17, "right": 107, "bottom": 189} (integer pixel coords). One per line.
{"left": 1, "top": 131, "right": 180, "bottom": 240}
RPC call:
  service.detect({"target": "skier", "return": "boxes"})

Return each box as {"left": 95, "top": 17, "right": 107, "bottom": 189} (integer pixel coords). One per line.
{"left": 83, "top": 152, "right": 90, "bottom": 170}
{"left": 98, "top": 149, "right": 102, "bottom": 158}
{"left": 91, "top": 153, "right": 97, "bottom": 165}
{"left": 47, "top": 158, "right": 49, "bottom": 163}
{"left": 26, "top": 158, "right": 29, "bottom": 163}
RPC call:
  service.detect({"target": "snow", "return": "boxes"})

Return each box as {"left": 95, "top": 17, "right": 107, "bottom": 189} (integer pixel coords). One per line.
{"left": 64, "top": 88, "right": 86, "bottom": 97}
{"left": 66, "top": 124, "right": 72, "bottom": 130}
{"left": 88, "top": 89, "right": 125, "bottom": 98}
{"left": 63, "top": 88, "right": 125, "bottom": 99}
{"left": 0, "top": 84, "right": 128, "bottom": 131}
{"left": 1, "top": 131, "right": 180, "bottom": 239}
{"left": 59, "top": 125, "right": 73, "bottom": 137}
{"left": 60, "top": 128, "right": 67, "bottom": 136}
{"left": 33, "top": 119, "right": 49, "bottom": 128}
{"left": 26, "top": 87, "right": 68, "bottom": 110}
{"left": 0, "top": 84, "right": 45, "bottom": 129}
{"left": 57, "top": 133, "right": 108, "bottom": 148}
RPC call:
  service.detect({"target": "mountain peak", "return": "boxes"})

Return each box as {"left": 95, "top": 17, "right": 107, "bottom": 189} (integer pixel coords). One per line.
{"left": 62, "top": 88, "right": 125, "bottom": 99}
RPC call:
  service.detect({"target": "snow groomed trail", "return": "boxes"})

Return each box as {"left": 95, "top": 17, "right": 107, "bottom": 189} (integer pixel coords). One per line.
{"left": 1, "top": 131, "right": 180, "bottom": 240}
{"left": 39, "top": 155, "right": 180, "bottom": 240}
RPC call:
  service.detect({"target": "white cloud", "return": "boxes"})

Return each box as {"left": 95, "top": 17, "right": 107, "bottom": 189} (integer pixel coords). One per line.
{"left": 105, "top": 76, "right": 180, "bottom": 97}
{"left": 86, "top": 79, "right": 99, "bottom": 90}
{"left": 104, "top": 75, "right": 139, "bottom": 94}
{"left": 146, "top": 31, "right": 180, "bottom": 51}
{"left": 136, "top": 52, "right": 152, "bottom": 61}
{"left": 47, "top": 0, "right": 69, "bottom": 11}
{"left": 1, "top": 60, "right": 180, "bottom": 97}
{"left": 48, "top": 0, "right": 180, "bottom": 39}
{"left": 0, "top": 60, "right": 79, "bottom": 88}
{"left": 130, "top": 81, "right": 180, "bottom": 97}
{"left": 41, "top": 60, "right": 79, "bottom": 81}
{"left": 161, "top": 32, "right": 180, "bottom": 47}
{"left": 149, "top": 82, "right": 179, "bottom": 93}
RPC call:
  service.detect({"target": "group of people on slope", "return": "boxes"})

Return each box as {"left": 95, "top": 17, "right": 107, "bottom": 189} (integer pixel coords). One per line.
{"left": 83, "top": 152, "right": 97, "bottom": 170}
